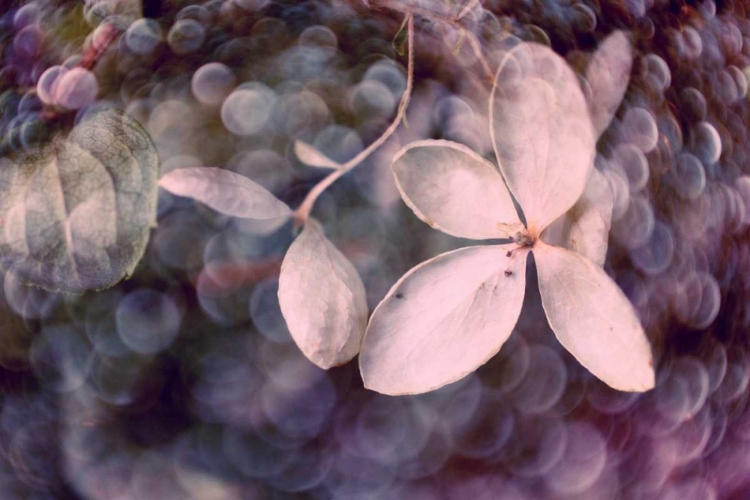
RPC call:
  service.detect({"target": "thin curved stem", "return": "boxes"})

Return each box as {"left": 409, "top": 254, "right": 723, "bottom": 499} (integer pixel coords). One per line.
{"left": 294, "top": 14, "right": 415, "bottom": 225}
{"left": 372, "top": 0, "right": 493, "bottom": 83}
{"left": 38, "top": 22, "right": 122, "bottom": 124}
{"left": 465, "top": 30, "right": 494, "bottom": 83}
{"left": 456, "top": 0, "right": 482, "bottom": 20}
{"left": 81, "top": 22, "right": 121, "bottom": 70}
{"left": 371, "top": 0, "right": 458, "bottom": 26}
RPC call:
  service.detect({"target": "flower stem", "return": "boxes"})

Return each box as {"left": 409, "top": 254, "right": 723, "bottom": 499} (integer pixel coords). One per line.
{"left": 293, "top": 13, "right": 415, "bottom": 226}
{"left": 80, "top": 22, "right": 121, "bottom": 71}
{"left": 40, "top": 22, "right": 122, "bottom": 125}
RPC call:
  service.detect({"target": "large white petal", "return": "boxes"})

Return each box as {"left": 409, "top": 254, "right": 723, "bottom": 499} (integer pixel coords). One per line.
{"left": 360, "top": 244, "right": 528, "bottom": 395}
{"left": 159, "top": 167, "right": 291, "bottom": 220}
{"left": 534, "top": 241, "right": 655, "bottom": 392}
{"left": 278, "top": 219, "right": 368, "bottom": 369}
{"left": 541, "top": 167, "right": 614, "bottom": 267}
{"left": 490, "top": 42, "right": 596, "bottom": 233}
{"left": 586, "top": 31, "right": 633, "bottom": 138}
{"left": 392, "top": 140, "right": 523, "bottom": 239}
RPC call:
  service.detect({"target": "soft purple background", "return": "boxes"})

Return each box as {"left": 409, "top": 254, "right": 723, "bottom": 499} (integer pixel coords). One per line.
{"left": 0, "top": 0, "right": 747, "bottom": 498}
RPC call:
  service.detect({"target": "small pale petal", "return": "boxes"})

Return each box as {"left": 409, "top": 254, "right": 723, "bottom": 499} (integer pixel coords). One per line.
{"left": 586, "top": 30, "right": 634, "bottom": 138}
{"left": 534, "top": 241, "right": 655, "bottom": 392}
{"left": 159, "top": 167, "right": 291, "bottom": 220}
{"left": 391, "top": 140, "right": 523, "bottom": 240}
{"left": 294, "top": 140, "right": 342, "bottom": 170}
{"left": 490, "top": 42, "right": 596, "bottom": 233}
{"left": 360, "top": 244, "right": 528, "bottom": 395}
{"left": 278, "top": 219, "right": 368, "bottom": 369}
{"left": 541, "top": 167, "right": 614, "bottom": 266}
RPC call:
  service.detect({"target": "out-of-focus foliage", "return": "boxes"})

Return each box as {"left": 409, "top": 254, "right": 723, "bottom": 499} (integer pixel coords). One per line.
{"left": 0, "top": 108, "right": 158, "bottom": 293}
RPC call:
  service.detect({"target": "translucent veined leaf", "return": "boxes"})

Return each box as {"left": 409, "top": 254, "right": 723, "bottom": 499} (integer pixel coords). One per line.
{"left": 391, "top": 139, "right": 523, "bottom": 240}
{"left": 490, "top": 42, "right": 596, "bottom": 233}
{"left": 159, "top": 167, "right": 291, "bottom": 220}
{"left": 278, "top": 219, "right": 368, "bottom": 369}
{"left": 541, "top": 167, "right": 614, "bottom": 267}
{"left": 534, "top": 241, "right": 655, "bottom": 392}
{"left": 293, "top": 140, "right": 342, "bottom": 170}
{"left": 0, "top": 108, "right": 158, "bottom": 292}
{"left": 586, "top": 30, "right": 633, "bottom": 138}
{"left": 360, "top": 244, "right": 528, "bottom": 395}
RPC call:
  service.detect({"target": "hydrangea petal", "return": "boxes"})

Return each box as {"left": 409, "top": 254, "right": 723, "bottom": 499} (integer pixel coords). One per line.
{"left": 279, "top": 219, "right": 368, "bottom": 369}
{"left": 360, "top": 244, "right": 528, "bottom": 395}
{"left": 392, "top": 140, "right": 523, "bottom": 239}
{"left": 294, "top": 140, "right": 343, "bottom": 170}
{"left": 490, "top": 42, "right": 596, "bottom": 233}
{"left": 159, "top": 167, "right": 291, "bottom": 220}
{"left": 534, "top": 241, "right": 655, "bottom": 392}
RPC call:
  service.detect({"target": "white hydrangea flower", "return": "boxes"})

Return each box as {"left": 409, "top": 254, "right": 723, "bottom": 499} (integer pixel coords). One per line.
{"left": 359, "top": 32, "right": 654, "bottom": 395}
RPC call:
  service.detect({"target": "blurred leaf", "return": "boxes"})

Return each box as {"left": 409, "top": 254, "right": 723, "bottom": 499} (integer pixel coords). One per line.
{"left": 278, "top": 219, "right": 368, "bottom": 369}
{"left": 586, "top": 30, "right": 633, "bottom": 138}
{"left": 541, "top": 167, "right": 614, "bottom": 267}
{"left": 159, "top": 167, "right": 291, "bottom": 220}
{"left": 0, "top": 108, "right": 159, "bottom": 293}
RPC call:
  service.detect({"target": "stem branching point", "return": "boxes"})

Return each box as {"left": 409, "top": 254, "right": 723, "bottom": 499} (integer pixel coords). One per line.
{"left": 293, "top": 13, "right": 415, "bottom": 226}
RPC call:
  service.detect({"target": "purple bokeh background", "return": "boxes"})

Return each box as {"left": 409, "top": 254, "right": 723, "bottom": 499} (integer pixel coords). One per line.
{"left": 0, "top": 0, "right": 749, "bottom": 498}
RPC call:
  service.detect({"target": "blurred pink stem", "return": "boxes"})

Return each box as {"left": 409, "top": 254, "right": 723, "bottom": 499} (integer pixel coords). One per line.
{"left": 41, "top": 22, "right": 121, "bottom": 123}
{"left": 80, "top": 22, "right": 121, "bottom": 70}
{"left": 293, "top": 14, "right": 415, "bottom": 226}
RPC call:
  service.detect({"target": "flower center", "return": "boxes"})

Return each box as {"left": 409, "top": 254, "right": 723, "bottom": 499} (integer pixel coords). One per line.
{"left": 513, "top": 231, "right": 536, "bottom": 248}
{"left": 505, "top": 231, "right": 536, "bottom": 260}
